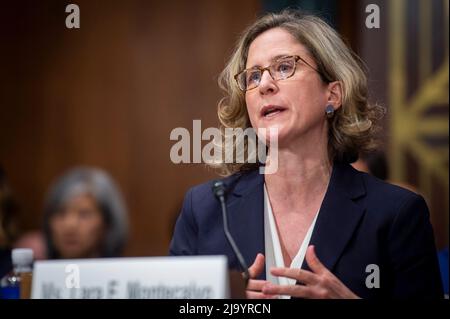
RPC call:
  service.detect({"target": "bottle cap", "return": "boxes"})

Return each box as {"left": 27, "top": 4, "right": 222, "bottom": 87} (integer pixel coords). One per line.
{"left": 12, "top": 248, "right": 34, "bottom": 267}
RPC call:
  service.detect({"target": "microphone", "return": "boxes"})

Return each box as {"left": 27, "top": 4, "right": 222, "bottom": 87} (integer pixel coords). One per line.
{"left": 212, "top": 180, "right": 250, "bottom": 284}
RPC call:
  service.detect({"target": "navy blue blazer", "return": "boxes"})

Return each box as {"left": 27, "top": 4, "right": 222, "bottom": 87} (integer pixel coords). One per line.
{"left": 169, "top": 162, "right": 443, "bottom": 298}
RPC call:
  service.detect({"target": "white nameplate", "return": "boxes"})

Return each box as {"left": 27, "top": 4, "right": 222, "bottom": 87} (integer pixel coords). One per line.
{"left": 31, "top": 255, "right": 229, "bottom": 299}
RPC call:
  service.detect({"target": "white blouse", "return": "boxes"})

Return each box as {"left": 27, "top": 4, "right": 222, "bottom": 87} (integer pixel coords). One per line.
{"left": 263, "top": 184, "right": 319, "bottom": 298}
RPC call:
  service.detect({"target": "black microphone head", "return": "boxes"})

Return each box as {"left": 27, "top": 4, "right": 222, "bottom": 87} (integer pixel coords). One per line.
{"left": 212, "top": 180, "right": 226, "bottom": 199}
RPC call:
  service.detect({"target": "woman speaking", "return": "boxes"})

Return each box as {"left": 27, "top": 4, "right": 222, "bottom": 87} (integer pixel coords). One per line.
{"left": 169, "top": 10, "right": 443, "bottom": 299}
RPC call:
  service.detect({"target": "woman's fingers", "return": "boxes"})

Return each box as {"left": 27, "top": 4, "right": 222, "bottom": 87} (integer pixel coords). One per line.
{"left": 270, "top": 267, "right": 317, "bottom": 285}
{"left": 246, "top": 279, "right": 267, "bottom": 292}
{"left": 262, "top": 282, "right": 314, "bottom": 298}
{"left": 267, "top": 246, "right": 360, "bottom": 299}
{"left": 246, "top": 254, "right": 272, "bottom": 299}
{"left": 248, "top": 253, "right": 265, "bottom": 278}
{"left": 305, "top": 245, "right": 327, "bottom": 275}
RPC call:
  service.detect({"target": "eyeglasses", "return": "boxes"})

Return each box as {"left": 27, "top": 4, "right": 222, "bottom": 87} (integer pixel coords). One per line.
{"left": 234, "top": 55, "right": 324, "bottom": 92}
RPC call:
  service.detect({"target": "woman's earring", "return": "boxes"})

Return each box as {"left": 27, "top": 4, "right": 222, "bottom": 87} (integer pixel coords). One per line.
{"left": 325, "top": 104, "right": 335, "bottom": 118}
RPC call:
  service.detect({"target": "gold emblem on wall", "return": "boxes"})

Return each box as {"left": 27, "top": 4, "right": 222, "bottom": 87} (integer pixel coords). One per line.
{"left": 389, "top": 0, "right": 448, "bottom": 246}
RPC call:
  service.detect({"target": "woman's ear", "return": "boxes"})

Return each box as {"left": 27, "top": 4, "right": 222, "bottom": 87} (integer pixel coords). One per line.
{"left": 326, "top": 81, "right": 343, "bottom": 110}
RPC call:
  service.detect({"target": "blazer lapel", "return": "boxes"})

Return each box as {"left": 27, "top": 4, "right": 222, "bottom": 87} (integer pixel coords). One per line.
{"left": 304, "top": 162, "right": 366, "bottom": 272}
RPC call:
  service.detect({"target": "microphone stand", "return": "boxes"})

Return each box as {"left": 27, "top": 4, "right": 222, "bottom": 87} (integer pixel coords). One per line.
{"left": 213, "top": 181, "right": 250, "bottom": 285}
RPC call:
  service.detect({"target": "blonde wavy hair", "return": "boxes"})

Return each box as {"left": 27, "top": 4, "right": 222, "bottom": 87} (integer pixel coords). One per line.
{"left": 211, "top": 9, "right": 384, "bottom": 176}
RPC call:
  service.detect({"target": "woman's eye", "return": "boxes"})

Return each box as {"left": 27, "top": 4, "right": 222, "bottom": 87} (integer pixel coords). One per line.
{"left": 247, "top": 71, "right": 260, "bottom": 84}
{"left": 277, "top": 62, "right": 293, "bottom": 74}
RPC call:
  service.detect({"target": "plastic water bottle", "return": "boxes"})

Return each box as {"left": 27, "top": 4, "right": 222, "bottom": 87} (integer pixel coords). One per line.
{"left": 0, "top": 248, "right": 34, "bottom": 299}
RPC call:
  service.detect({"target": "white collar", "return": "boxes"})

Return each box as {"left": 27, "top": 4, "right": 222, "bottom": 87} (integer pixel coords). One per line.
{"left": 264, "top": 183, "right": 319, "bottom": 297}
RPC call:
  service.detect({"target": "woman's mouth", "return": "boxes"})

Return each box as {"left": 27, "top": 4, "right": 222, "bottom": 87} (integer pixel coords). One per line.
{"left": 260, "top": 105, "right": 287, "bottom": 118}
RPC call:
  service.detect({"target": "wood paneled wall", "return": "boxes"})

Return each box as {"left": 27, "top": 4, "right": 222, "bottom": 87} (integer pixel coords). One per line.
{"left": 0, "top": 0, "right": 260, "bottom": 256}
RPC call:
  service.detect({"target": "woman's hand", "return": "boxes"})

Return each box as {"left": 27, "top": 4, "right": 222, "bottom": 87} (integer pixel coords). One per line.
{"left": 246, "top": 253, "right": 278, "bottom": 299}
{"left": 262, "top": 246, "right": 360, "bottom": 299}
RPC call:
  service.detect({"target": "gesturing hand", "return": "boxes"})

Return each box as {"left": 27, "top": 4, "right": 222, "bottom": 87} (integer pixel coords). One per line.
{"left": 262, "top": 245, "right": 360, "bottom": 299}
{"left": 245, "top": 253, "right": 278, "bottom": 299}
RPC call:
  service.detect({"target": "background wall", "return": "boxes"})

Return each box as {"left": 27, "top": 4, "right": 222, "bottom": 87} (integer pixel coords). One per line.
{"left": 355, "top": 0, "right": 448, "bottom": 249}
{"left": 0, "top": 0, "right": 261, "bottom": 256}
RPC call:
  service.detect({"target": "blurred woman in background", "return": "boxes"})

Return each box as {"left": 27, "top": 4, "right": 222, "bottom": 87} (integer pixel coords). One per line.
{"left": 43, "top": 167, "right": 128, "bottom": 259}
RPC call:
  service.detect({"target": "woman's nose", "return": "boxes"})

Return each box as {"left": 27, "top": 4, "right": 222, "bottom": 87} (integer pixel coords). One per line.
{"left": 258, "top": 70, "right": 278, "bottom": 95}
{"left": 62, "top": 212, "right": 79, "bottom": 229}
